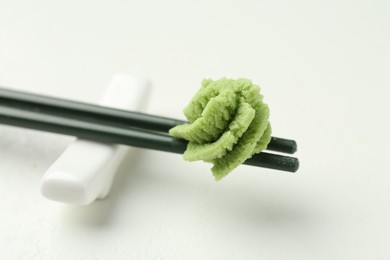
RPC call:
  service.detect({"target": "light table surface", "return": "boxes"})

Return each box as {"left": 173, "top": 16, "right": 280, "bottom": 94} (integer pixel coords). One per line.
{"left": 0, "top": 1, "right": 389, "bottom": 259}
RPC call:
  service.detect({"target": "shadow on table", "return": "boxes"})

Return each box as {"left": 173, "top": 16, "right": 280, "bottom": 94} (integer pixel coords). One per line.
{"left": 58, "top": 149, "right": 318, "bottom": 236}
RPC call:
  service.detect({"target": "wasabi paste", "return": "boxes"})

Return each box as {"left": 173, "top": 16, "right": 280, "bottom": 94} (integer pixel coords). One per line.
{"left": 169, "top": 78, "right": 271, "bottom": 180}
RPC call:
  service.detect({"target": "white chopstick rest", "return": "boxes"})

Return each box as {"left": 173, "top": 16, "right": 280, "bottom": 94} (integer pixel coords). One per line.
{"left": 40, "top": 75, "right": 150, "bottom": 205}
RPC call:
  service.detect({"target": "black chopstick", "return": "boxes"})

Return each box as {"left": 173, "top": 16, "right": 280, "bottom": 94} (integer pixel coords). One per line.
{"left": 0, "top": 86, "right": 297, "bottom": 154}
{"left": 0, "top": 104, "right": 299, "bottom": 173}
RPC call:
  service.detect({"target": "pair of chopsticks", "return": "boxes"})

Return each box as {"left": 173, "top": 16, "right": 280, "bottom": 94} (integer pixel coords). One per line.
{"left": 0, "top": 87, "right": 299, "bottom": 173}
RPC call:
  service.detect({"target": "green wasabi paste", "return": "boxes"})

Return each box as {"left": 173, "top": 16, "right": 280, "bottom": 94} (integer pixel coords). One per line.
{"left": 169, "top": 78, "right": 271, "bottom": 180}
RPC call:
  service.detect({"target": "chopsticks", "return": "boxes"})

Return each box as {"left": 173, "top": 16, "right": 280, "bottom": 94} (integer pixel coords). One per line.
{"left": 0, "top": 87, "right": 299, "bottom": 173}
{"left": 0, "top": 87, "right": 297, "bottom": 153}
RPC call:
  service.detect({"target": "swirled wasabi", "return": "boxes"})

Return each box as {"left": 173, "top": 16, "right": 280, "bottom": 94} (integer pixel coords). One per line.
{"left": 169, "top": 78, "right": 271, "bottom": 180}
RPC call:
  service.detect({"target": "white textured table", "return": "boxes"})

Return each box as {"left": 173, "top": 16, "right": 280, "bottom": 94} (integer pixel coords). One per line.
{"left": 1, "top": 1, "right": 389, "bottom": 259}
